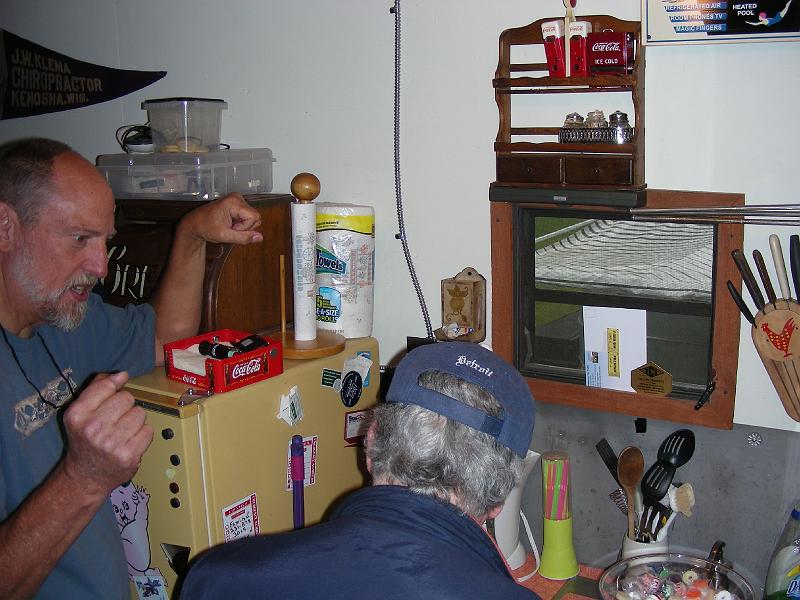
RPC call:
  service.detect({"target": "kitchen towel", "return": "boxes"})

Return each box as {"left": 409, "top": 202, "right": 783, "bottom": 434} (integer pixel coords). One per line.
{"left": 291, "top": 201, "right": 317, "bottom": 341}
{"left": 315, "top": 203, "right": 375, "bottom": 338}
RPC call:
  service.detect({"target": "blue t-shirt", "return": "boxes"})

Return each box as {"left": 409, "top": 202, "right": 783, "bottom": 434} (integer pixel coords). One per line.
{"left": 0, "top": 294, "right": 155, "bottom": 599}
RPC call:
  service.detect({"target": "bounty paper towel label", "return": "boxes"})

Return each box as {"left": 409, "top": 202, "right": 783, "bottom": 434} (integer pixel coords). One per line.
{"left": 316, "top": 203, "right": 374, "bottom": 338}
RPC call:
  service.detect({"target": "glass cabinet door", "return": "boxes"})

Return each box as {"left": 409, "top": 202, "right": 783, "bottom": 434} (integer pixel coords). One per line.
{"left": 518, "top": 211, "right": 714, "bottom": 399}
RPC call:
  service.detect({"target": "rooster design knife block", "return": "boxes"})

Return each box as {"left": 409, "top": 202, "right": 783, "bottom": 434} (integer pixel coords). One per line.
{"left": 753, "top": 300, "right": 800, "bottom": 422}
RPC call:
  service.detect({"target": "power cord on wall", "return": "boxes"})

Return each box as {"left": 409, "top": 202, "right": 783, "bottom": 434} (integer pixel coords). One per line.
{"left": 390, "top": 0, "right": 435, "bottom": 342}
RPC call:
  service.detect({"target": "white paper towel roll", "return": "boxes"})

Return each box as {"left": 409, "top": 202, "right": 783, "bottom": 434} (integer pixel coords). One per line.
{"left": 291, "top": 201, "right": 317, "bottom": 340}
{"left": 316, "top": 203, "right": 375, "bottom": 338}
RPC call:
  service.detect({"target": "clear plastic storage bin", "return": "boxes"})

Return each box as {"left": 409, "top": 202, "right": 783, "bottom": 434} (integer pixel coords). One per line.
{"left": 96, "top": 148, "right": 274, "bottom": 200}
{"left": 142, "top": 97, "right": 227, "bottom": 153}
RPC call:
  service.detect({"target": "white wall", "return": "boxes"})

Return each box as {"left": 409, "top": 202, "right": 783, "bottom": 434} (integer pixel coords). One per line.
{"left": 1, "top": 0, "right": 798, "bottom": 429}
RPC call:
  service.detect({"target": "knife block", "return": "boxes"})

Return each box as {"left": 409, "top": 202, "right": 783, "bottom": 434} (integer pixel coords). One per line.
{"left": 752, "top": 300, "right": 800, "bottom": 422}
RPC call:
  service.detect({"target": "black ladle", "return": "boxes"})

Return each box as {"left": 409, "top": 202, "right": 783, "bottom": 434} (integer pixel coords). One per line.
{"left": 641, "top": 429, "right": 695, "bottom": 502}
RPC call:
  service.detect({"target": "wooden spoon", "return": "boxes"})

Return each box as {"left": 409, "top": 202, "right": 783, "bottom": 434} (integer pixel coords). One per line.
{"left": 617, "top": 446, "right": 645, "bottom": 540}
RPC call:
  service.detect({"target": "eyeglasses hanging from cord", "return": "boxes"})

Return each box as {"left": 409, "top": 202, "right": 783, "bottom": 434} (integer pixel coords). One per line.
{"left": 630, "top": 204, "right": 800, "bottom": 226}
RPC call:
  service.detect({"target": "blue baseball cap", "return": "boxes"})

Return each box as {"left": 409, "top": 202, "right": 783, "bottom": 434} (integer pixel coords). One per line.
{"left": 385, "top": 342, "right": 535, "bottom": 456}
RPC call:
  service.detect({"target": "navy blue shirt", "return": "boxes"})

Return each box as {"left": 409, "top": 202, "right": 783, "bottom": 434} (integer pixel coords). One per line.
{"left": 181, "top": 485, "right": 540, "bottom": 600}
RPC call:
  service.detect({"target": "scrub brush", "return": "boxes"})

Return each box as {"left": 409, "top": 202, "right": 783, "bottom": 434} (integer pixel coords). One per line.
{"left": 668, "top": 482, "right": 695, "bottom": 517}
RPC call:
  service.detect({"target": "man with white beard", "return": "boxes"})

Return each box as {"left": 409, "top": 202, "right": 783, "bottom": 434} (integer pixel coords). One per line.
{"left": 0, "top": 138, "right": 264, "bottom": 599}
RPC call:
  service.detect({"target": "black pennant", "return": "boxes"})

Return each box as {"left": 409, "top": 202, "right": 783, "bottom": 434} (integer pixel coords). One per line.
{"left": 0, "top": 29, "right": 166, "bottom": 120}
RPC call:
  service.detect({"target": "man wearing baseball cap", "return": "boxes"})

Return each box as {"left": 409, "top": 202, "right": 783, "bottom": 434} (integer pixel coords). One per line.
{"left": 181, "top": 341, "right": 539, "bottom": 599}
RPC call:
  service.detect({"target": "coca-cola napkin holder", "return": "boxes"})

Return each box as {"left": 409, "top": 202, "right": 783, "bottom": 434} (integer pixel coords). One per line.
{"left": 164, "top": 329, "right": 283, "bottom": 393}
{"left": 587, "top": 31, "right": 634, "bottom": 74}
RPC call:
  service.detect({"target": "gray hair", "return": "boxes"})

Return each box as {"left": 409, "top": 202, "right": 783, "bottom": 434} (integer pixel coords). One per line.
{"left": 367, "top": 370, "right": 525, "bottom": 518}
{"left": 0, "top": 137, "right": 72, "bottom": 226}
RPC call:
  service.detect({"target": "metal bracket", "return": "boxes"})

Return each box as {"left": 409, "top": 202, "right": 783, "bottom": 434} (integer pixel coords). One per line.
{"left": 178, "top": 388, "right": 213, "bottom": 407}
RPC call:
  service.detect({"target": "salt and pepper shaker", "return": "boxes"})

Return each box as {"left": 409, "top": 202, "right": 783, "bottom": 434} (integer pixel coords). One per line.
{"left": 585, "top": 109, "right": 608, "bottom": 128}
{"left": 609, "top": 110, "right": 632, "bottom": 144}
{"left": 563, "top": 112, "right": 584, "bottom": 128}
{"left": 560, "top": 109, "right": 632, "bottom": 144}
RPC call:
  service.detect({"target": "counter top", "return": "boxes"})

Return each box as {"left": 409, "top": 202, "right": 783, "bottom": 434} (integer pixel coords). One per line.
{"left": 517, "top": 561, "right": 602, "bottom": 600}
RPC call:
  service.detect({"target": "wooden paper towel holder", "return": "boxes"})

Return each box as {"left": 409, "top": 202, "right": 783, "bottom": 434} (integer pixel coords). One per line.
{"left": 280, "top": 173, "right": 346, "bottom": 360}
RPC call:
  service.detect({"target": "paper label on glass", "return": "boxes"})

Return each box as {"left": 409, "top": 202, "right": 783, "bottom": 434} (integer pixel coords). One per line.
{"left": 583, "top": 307, "right": 647, "bottom": 392}
{"left": 631, "top": 361, "right": 673, "bottom": 396}
{"left": 585, "top": 351, "right": 603, "bottom": 387}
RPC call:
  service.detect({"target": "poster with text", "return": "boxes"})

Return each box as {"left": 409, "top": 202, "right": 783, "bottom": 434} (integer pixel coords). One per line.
{"left": 643, "top": 0, "right": 800, "bottom": 44}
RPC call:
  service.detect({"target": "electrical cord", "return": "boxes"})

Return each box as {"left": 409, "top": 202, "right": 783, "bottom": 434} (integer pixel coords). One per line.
{"left": 115, "top": 124, "right": 231, "bottom": 153}
{"left": 115, "top": 123, "right": 152, "bottom": 153}
{"left": 391, "top": 0, "right": 435, "bottom": 341}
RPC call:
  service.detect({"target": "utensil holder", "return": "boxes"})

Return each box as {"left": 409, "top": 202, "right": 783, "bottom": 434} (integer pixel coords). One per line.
{"left": 621, "top": 534, "right": 668, "bottom": 559}
{"left": 539, "top": 451, "right": 579, "bottom": 580}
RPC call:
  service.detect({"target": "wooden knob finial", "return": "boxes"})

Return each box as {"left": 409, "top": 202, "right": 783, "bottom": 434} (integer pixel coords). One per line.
{"left": 291, "top": 172, "right": 321, "bottom": 203}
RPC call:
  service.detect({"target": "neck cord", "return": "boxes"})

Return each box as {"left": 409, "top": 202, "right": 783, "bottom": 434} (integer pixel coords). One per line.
{"left": 0, "top": 326, "right": 75, "bottom": 409}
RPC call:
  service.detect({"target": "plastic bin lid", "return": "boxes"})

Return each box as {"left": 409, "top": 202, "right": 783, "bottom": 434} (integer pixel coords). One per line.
{"left": 96, "top": 148, "right": 272, "bottom": 167}
{"left": 142, "top": 97, "right": 227, "bottom": 109}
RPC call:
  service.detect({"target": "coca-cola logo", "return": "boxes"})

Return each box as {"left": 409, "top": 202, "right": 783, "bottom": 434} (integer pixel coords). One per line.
{"left": 231, "top": 358, "right": 262, "bottom": 380}
{"left": 592, "top": 42, "right": 621, "bottom": 52}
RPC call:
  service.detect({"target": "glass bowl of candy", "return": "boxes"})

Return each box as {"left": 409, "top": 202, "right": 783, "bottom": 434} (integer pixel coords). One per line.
{"left": 598, "top": 553, "right": 755, "bottom": 600}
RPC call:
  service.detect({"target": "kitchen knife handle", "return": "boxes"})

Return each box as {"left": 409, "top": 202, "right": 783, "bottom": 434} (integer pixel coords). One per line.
{"left": 726, "top": 280, "right": 755, "bottom": 325}
{"left": 790, "top": 234, "right": 800, "bottom": 301}
{"left": 753, "top": 249, "right": 777, "bottom": 304}
{"left": 731, "top": 249, "right": 765, "bottom": 311}
{"left": 769, "top": 234, "right": 792, "bottom": 300}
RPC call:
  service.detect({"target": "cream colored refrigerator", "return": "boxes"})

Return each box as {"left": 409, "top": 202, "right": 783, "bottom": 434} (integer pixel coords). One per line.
{"left": 115, "top": 338, "right": 379, "bottom": 600}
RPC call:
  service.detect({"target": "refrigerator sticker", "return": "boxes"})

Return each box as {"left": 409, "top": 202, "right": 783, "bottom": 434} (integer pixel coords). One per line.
{"left": 355, "top": 351, "right": 373, "bottom": 387}
{"left": 277, "top": 385, "right": 304, "bottom": 426}
{"left": 340, "top": 371, "right": 363, "bottom": 407}
{"left": 286, "top": 435, "right": 318, "bottom": 490}
{"left": 344, "top": 409, "right": 371, "bottom": 446}
{"left": 344, "top": 353, "right": 372, "bottom": 388}
{"left": 222, "top": 493, "right": 260, "bottom": 542}
{"left": 110, "top": 483, "right": 167, "bottom": 589}
{"left": 321, "top": 368, "right": 341, "bottom": 388}
{"left": 132, "top": 575, "right": 169, "bottom": 600}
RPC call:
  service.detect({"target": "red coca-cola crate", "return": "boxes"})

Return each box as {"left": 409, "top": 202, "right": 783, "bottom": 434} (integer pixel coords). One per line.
{"left": 587, "top": 31, "right": 634, "bottom": 74}
{"left": 164, "top": 329, "right": 283, "bottom": 392}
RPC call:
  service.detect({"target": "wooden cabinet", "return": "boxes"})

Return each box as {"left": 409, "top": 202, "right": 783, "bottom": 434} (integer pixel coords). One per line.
{"left": 101, "top": 194, "right": 293, "bottom": 335}
{"left": 492, "top": 15, "right": 644, "bottom": 197}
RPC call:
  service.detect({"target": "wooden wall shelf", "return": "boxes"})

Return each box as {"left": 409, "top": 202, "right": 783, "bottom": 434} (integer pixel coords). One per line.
{"left": 493, "top": 15, "right": 645, "bottom": 192}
